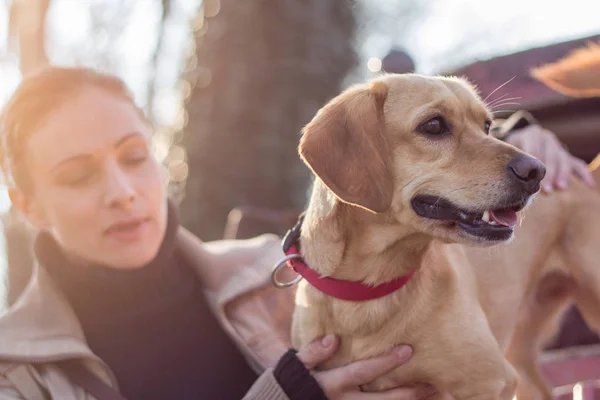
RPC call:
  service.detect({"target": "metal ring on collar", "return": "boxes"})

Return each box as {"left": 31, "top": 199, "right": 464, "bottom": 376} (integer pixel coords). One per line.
{"left": 271, "top": 254, "right": 303, "bottom": 288}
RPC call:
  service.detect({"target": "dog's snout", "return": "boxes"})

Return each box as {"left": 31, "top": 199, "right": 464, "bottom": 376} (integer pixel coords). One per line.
{"left": 507, "top": 155, "right": 546, "bottom": 194}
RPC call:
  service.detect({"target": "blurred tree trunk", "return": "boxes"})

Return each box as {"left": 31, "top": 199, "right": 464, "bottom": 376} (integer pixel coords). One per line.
{"left": 180, "top": 0, "right": 358, "bottom": 241}
{"left": 8, "top": 0, "right": 50, "bottom": 75}
{"left": 3, "top": 0, "right": 50, "bottom": 306}
{"left": 146, "top": 0, "right": 171, "bottom": 123}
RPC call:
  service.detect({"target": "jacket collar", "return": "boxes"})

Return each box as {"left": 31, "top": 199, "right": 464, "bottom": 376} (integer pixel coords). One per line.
{"left": 0, "top": 263, "right": 121, "bottom": 388}
{"left": 0, "top": 227, "right": 292, "bottom": 374}
{"left": 176, "top": 228, "right": 295, "bottom": 371}
{"left": 0, "top": 265, "right": 90, "bottom": 360}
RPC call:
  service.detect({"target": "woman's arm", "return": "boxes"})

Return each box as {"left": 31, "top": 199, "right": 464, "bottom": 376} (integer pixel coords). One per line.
{"left": 242, "top": 369, "right": 294, "bottom": 400}
{"left": 244, "top": 335, "right": 438, "bottom": 400}
{"left": 492, "top": 111, "right": 595, "bottom": 192}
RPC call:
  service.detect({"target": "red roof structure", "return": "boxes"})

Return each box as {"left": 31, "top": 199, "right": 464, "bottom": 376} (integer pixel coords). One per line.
{"left": 447, "top": 34, "right": 600, "bottom": 110}
{"left": 447, "top": 34, "right": 600, "bottom": 162}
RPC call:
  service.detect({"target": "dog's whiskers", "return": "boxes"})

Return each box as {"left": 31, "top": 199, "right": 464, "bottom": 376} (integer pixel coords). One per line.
{"left": 492, "top": 109, "right": 517, "bottom": 115}
{"left": 485, "top": 92, "right": 511, "bottom": 108}
{"left": 483, "top": 76, "right": 516, "bottom": 103}
{"left": 486, "top": 93, "right": 516, "bottom": 108}
{"left": 487, "top": 96, "right": 523, "bottom": 108}
{"left": 489, "top": 102, "right": 522, "bottom": 110}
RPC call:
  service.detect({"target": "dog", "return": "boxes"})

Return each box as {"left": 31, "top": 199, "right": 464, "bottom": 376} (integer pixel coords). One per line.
{"left": 504, "top": 41, "right": 600, "bottom": 400}
{"left": 287, "top": 72, "right": 600, "bottom": 399}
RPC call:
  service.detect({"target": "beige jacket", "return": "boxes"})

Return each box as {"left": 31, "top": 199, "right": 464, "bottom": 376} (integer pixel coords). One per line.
{"left": 0, "top": 228, "right": 297, "bottom": 400}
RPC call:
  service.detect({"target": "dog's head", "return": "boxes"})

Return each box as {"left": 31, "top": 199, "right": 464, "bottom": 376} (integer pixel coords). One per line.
{"left": 299, "top": 74, "right": 546, "bottom": 245}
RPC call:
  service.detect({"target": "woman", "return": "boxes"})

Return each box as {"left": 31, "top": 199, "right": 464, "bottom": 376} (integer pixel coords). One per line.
{"left": 0, "top": 67, "right": 439, "bottom": 400}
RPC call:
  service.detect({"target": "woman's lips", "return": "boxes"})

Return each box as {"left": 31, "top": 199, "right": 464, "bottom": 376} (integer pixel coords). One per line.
{"left": 105, "top": 217, "right": 151, "bottom": 242}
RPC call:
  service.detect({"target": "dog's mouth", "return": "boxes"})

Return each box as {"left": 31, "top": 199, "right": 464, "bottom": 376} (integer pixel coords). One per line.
{"left": 411, "top": 194, "right": 528, "bottom": 241}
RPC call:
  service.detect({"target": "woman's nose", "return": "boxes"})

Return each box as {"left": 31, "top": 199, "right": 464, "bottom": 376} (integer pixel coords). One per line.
{"left": 104, "top": 163, "right": 136, "bottom": 208}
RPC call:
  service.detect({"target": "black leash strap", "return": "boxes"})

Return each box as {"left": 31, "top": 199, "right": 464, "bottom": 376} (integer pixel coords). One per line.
{"left": 56, "top": 360, "right": 127, "bottom": 400}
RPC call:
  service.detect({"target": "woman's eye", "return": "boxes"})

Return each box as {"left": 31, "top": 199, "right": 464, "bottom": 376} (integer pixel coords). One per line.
{"left": 61, "top": 171, "right": 94, "bottom": 187}
{"left": 420, "top": 117, "right": 448, "bottom": 136}
{"left": 122, "top": 149, "right": 148, "bottom": 165}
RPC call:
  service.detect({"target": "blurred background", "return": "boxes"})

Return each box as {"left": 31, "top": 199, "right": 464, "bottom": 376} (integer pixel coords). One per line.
{"left": 0, "top": 0, "right": 600, "bottom": 353}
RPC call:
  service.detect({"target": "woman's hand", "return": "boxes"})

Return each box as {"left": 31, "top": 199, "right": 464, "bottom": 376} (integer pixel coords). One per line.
{"left": 297, "top": 335, "right": 437, "bottom": 399}
{"left": 505, "top": 125, "right": 595, "bottom": 193}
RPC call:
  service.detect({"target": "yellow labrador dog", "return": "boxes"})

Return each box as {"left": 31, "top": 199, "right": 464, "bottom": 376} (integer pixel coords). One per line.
{"left": 285, "top": 72, "right": 600, "bottom": 400}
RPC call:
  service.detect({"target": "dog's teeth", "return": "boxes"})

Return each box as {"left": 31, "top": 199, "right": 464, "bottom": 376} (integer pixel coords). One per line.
{"left": 482, "top": 210, "right": 490, "bottom": 222}
{"left": 489, "top": 221, "right": 497, "bottom": 225}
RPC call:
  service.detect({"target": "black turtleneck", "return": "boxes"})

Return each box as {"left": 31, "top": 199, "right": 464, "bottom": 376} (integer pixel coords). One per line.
{"left": 35, "top": 202, "right": 258, "bottom": 400}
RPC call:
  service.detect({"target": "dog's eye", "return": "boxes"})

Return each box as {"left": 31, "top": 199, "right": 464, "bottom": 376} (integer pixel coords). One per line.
{"left": 484, "top": 120, "right": 492, "bottom": 134}
{"left": 420, "top": 117, "right": 447, "bottom": 136}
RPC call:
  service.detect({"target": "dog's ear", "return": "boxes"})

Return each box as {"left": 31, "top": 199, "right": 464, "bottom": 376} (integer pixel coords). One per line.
{"left": 299, "top": 81, "right": 393, "bottom": 213}
{"left": 531, "top": 42, "right": 600, "bottom": 98}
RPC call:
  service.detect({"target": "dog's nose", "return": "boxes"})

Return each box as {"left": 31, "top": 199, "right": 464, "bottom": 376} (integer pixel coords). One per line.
{"left": 507, "top": 155, "right": 546, "bottom": 194}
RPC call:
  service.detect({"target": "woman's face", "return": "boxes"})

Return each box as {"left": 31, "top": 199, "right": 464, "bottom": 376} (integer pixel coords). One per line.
{"left": 13, "top": 87, "right": 168, "bottom": 268}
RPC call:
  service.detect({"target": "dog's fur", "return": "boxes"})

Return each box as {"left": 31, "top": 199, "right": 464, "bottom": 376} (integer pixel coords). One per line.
{"left": 290, "top": 73, "right": 600, "bottom": 400}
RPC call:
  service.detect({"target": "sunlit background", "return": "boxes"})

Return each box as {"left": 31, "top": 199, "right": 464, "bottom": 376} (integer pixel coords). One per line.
{"left": 0, "top": 0, "right": 599, "bottom": 308}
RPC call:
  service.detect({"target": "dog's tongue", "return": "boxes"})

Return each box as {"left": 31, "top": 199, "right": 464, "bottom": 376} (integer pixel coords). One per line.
{"left": 490, "top": 210, "right": 518, "bottom": 227}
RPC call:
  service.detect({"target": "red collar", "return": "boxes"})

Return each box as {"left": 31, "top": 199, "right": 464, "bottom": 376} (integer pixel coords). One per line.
{"left": 276, "top": 213, "right": 416, "bottom": 302}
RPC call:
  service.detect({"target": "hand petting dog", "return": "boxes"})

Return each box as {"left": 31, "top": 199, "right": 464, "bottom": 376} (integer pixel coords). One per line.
{"left": 505, "top": 125, "right": 595, "bottom": 193}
